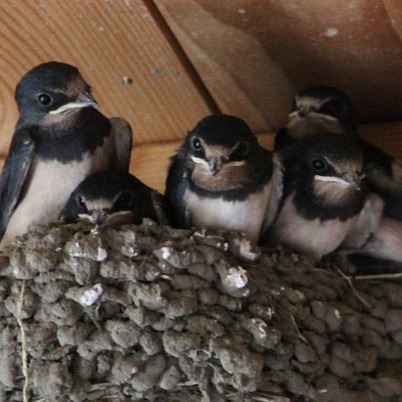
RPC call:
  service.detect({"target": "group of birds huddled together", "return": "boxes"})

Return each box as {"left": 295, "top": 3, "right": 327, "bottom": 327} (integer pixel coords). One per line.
{"left": 0, "top": 61, "right": 401, "bottom": 264}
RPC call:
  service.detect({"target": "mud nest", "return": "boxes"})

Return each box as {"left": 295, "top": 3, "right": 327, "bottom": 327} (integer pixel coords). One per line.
{"left": 0, "top": 220, "right": 401, "bottom": 402}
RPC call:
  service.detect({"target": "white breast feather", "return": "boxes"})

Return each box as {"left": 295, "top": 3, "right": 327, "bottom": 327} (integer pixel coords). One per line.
{"left": 271, "top": 194, "right": 355, "bottom": 259}
{"left": 184, "top": 182, "right": 273, "bottom": 242}
{"left": 1, "top": 137, "right": 114, "bottom": 248}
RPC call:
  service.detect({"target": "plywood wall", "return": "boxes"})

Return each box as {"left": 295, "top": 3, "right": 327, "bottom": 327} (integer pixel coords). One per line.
{"left": 157, "top": 0, "right": 402, "bottom": 127}
{"left": 0, "top": 0, "right": 213, "bottom": 151}
{"left": 0, "top": 0, "right": 401, "bottom": 192}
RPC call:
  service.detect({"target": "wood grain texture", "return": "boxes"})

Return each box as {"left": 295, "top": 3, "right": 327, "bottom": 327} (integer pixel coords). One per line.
{"left": 0, "top": 0, "right": 401, "bottom": 189}
{"left": 130, "top": 140, "right": 178, "bottom": 193}
{"left": 156, "top": 0, "right": 402, "bottom": 133}
{"left": 155, "top": 0, "right": 294, "bottom": 133}
{"left": 0, "top": 0, "right": 212, "bottom": 155}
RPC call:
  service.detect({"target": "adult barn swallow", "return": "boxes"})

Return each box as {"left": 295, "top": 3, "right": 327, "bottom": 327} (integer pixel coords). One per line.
{"left": 0, "top": 62, "right": 132, "bottom": 249}
{"left": 60, "top": 170, "right": 171, "bottom": 226}
{"left": 165, "top": 114, "right": 282, "bottom": 243}
{"left": 266, "top": 133, "right": 367, "bottom": 260}
{"left": 275, "top": 85, "right": 402, "bottom": 198}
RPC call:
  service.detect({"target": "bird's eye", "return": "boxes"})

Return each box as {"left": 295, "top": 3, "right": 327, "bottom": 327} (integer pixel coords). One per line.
{"left": 37, "top": 93, "right": 53, "bottom": 107}
{"left": 115, "top": 191, "right": 133, "bottom": 209}
{"left": 191, "top": 137, "right": 203, "bottom": 152}
{"left": 310, "top": 157, "right": 328, "bottom": 173}
{"left": 76, "top": 195, "right": 86, "bottom": 209}
{"left": 232, "top": 141, "right": 249, "bottom": 159}
{"left": 320, "top": 99, "right": 345, "bottom": 118}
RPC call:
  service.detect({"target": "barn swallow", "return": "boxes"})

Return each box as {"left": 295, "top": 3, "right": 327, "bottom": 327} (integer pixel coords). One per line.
{"left": 274, "top": 85, "right": 357, "bottom": 151}
{"left": 165, "top": 114, "right": 282, "bottom": 243}
{"left": 275, "top": 85, "right": 402, "bottom": 198}
{"left": 60, "top": 170, "right": 171, "bottom": 227}
{"left": 340, "top": 192, "right": 402, "bottom": 263}
{"left": 349, "top": 216, "right": 402, "bottom": 263}
{"left": 0, "top": 61, "right": 132, "bottom": 250}
{"left": 266, "top": 133, "right": 367, "bottom": 260}
{"left": 356, "top": 137, "right": 402, "bottom": 197}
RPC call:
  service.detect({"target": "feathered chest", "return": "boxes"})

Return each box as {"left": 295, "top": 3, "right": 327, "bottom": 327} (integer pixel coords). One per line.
{"left": 183, "top": 181, "right": 274, "bottom": 242}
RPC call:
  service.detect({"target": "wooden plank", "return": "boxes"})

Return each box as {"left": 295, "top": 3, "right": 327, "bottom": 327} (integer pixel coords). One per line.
{"left": 155, "top": 0, "right": 294, "bottom": 134}
{"left": 360, "top": 122, "right": 402, "bottom": 157}
{"left": 130, "top": 140, "right": 178, "bottom": 193}
{"left": 0, "top": 0, "right": 212, "bottom": 155}
{"left": 156, "top": 0, "right": 402, "bottom": 132}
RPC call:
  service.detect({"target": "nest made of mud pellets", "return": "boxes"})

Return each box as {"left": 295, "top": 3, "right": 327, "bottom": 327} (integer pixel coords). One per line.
{"left": 0, "top": 220, "right": 401, "bottom": 402}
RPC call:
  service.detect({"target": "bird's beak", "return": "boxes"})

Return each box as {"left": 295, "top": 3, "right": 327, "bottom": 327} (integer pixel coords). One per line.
{"left": 289, "top": 107, "right": 309, "bottom": 119}
{"left": 78, "top": 210, "right": 107, "bottom": 225}
{"left": 91, "top": 210, "right": 107, "bottom": 225}
{"left": 49, "top": 91, "right": 99, "bottom": 115}
{"left": 297, "top": 108, "right": 308, "bottom": 118}
{"left": 78, "top": 92, "right": 99, "bottom": 108}
{"left": 208, "top": 157, "right": 224, "bottom": 176}
{"left": 314, "top": 173, "right": 362, "bottom": 190}
{"left": 342, "top": 173, "right": 362, "bottom": 190}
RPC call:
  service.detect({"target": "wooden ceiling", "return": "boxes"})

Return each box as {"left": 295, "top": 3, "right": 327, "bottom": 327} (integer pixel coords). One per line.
{"left": 0, "top": 0, "right": 401, "bottom": 191}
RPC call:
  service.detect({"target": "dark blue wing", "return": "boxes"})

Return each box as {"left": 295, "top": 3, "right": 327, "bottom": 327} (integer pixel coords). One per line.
{"left": 165, "top": 153, "right": 189, "bottom": 228}
{"left": 110, "top": 117, "right": 133, "bottom": 172}
{"left": 0, "top": 128, "right": 35, "bottom": 239}
{"left": 150, "top": 190, "right": 174, "bottom": 226}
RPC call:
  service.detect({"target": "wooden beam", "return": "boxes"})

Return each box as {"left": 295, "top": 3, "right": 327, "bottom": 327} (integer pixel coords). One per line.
{"left": 0, "top": 0, "right": 212, "bottom": 155}
{"left": 156, "top": 0, "right": 402, "bottom": 131}
{"left": 156, "top": 0, "right": 294, "bottom": 133}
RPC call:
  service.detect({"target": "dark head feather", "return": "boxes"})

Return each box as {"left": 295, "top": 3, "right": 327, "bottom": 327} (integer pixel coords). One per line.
{"left": 185, "top": 114, "right": 256, "bottom": 148}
